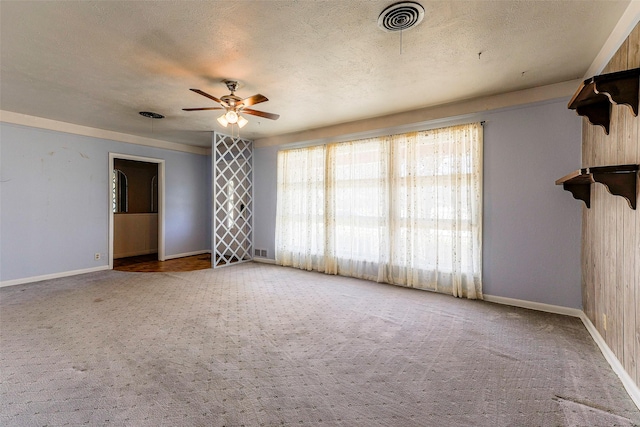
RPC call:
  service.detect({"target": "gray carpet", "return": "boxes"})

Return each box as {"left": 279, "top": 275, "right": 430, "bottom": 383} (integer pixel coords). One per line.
{"left": 1, "top": 262, "right": 638, "bottom": 426}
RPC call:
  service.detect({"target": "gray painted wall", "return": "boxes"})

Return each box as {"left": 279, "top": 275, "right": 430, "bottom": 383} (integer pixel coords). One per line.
{"left": 252, "top": 98, "right": 583, "bottom": 308}
{"left": 481, "top": 100, "right": 582, "bottom": 308}
{"left": 0, "top": 123, "right": 211, "bottom": 282}
{"left": 253, "top": 145, "right": 278, "bottom": 259}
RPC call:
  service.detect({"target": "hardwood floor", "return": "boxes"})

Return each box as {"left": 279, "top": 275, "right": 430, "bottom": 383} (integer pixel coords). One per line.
{"left": 113, "top": 253, "right": 212, "bottom": 272}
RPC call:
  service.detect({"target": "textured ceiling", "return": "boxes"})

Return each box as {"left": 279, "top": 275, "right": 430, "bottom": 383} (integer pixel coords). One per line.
{"left": 0, "top": 1, "right": 632, "bottom": 147}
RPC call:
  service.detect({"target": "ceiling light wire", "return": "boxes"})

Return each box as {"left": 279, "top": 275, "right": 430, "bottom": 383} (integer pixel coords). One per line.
{"left": 379, "top": 2, "right": 425, "bottom": 54}
{"left": 138, "top": 111, "right": 164, "bottom": 134}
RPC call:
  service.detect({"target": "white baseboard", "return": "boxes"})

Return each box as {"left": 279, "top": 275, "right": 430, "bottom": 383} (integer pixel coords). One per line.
{"left": 1, "top": 252, "right": 212, "bottom": 288}
{"left": 579, "top": 313, "right": 640, "bottom": 410}
{"left": 482, "top": 294, "right": 583, "bottom": 318}
{"left": 483, "top": 293, "right": 640, "bottom": 411}
{"left": 252, "top": 257, "right": 276, "bottom": 265}
{"left": 164, "top": 250, "right": 211, "bottom": 260}
{"left": 0, "top": 265, "right": 111, "bottom": 288}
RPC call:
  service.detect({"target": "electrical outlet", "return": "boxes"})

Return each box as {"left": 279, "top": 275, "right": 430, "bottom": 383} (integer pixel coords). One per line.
{"left": 94, "top": 253, "right": 101, "bottom": 261}
{"left": 602, "top": 313, "right": 607, "bottom": 331}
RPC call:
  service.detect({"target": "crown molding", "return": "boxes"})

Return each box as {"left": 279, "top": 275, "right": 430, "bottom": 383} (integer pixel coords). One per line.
{"left": 0, "top": 110, "right": 211, "bottom": 156}
{"left": 585, "top": 2, "right": 640, "bottom": 78}
{"left": 254, "top": 79, "right": 581, "bottom": 148}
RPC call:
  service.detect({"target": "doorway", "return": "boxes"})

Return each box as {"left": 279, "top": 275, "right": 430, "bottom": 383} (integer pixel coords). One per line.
{"left": 109, "top": 153, "right": 165, "bottom": 269}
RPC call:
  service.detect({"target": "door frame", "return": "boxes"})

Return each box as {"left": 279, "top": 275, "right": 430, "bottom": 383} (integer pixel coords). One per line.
{"left": 108, "top": 152, "right": 166, "bottom": 269}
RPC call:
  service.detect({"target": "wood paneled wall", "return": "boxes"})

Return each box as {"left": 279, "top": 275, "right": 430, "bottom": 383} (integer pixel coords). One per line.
{"left": 581, "top": 22, "right": 639, "bottom": 388}
{"left": 114, "top": 213, "right": 159, "bottom": 259}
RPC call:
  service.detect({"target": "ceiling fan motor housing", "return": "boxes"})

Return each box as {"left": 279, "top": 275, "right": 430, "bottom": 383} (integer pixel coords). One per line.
{"left": 221, "top": 94, "right": 243, "bottom": 109}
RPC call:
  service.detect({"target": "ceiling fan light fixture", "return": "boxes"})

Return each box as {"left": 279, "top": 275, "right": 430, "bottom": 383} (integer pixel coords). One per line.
{"left": 184, "top": 85, "right": 279, "bottom": 129}
{"left": 217, "top": 114, "right": 229, "bottom": 127}
{"left": 225, "top": 110, "right": 239, "bottom": 124}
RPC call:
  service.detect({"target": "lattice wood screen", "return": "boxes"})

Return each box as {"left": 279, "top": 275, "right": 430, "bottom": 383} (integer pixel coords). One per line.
{"left": 212, "top": 132, "right": 253, "bottom": 268}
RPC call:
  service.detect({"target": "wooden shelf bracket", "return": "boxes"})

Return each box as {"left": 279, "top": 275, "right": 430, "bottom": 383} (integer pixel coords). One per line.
{"left": 568, "top": 68, "right": 640, "bottom": 134}
{"left": 563, "top": 180, "right": 592, "bottom": 208}
{"left": 556, "top": 165, "right": 639, "bottom": 210}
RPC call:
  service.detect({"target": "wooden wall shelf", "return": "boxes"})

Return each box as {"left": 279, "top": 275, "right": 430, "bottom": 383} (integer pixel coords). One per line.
{"left": 568, "top": 68, "right": 640, "bottom": 134}
{"left": 556, "top": 165, "right": 639, "bottom": 209}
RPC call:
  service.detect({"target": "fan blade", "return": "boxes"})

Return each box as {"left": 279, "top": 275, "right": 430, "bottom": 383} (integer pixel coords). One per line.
{"left": 182, "top": 107, "right": 224, "bottom": 111}
{"left": 189, "top": 88, "right": 228, "bottom": 107}
{"left": 242, "top": 108, "right": 280, "bottom": 120}
{"left": 240, "top": 94, "right": 268, "bottom": 107}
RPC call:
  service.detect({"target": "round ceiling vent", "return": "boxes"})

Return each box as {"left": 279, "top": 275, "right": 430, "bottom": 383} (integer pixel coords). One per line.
{"left": 378, "top": 2, "right": 425, "bottom": 32}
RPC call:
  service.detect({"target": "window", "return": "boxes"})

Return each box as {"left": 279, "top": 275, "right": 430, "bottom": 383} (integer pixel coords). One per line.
{"left": 275, "top": 123, "right": 482, "bottom": 299}
{"left": 275, "top": 145, "right": 326, "bottom": 270}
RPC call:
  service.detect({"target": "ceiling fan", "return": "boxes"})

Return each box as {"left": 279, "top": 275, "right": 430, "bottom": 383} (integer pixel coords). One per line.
{"left": 182, "top": 80, "right": 279, "bottom": 128}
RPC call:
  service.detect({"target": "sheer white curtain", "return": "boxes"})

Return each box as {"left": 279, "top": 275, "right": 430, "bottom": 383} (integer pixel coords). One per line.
{"left": 325, "top": 137, "right": 390, "bottom": 281}
{"left": 384, "top": 124, "right": 483, "bottom": 298}
{"left": 275, "top": 145, "right": 326, "bottom": 271}
{"left": 275, "top": 123, "right": 483, "bottom": 299}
